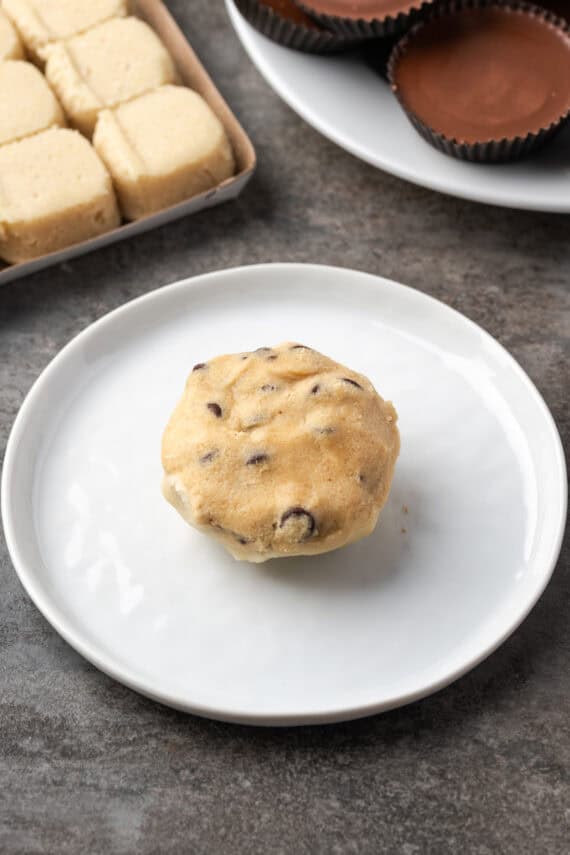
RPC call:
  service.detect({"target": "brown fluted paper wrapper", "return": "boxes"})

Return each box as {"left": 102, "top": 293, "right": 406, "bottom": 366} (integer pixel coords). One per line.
{"left": 298, "top": 0, "right": 436, "bottom": 39}
{"left": 234, "top": 0, "right": 363, "bottom": 52}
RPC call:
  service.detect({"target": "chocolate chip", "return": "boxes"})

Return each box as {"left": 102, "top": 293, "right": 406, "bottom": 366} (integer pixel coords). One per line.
{"left": 267, "top": 354, "right": 278, "bottom": 361}
{"left": 246, "top": 453, "right": 269, "bottom": 465}
{"left": 358, "top": 473, "right": 366, "bottom": 484}
{"left": 255, "top": 347, "right": 271, "bottom": 353}
{"left": 200, "top": 450, "right": 218, "bottom": 464}
{"left": 279, "top": 507, "right": 316, "bottom": 542}
{"left": 241, "top": 355, "right": 249, "bottom": 360}
{"left": 290, "top": 344, "right": 311, "bottom": 350}
{"left": 244, "top": 413, "right": 266, "bottom": 430}
{"left": 207, "top": 402, "right": 222, "bottom": 418}
{"left": 193, "top": 362, "right": 206, "bottom": 371}
{"left": 341, "top": 377, "right": 363, "bottom": 390}
{"left": 310, "top": 384, "right": 320, "bottom": 395}
{"left": 209, "top": 517, "right": 250, "bottom": 545}
{"left": 228, "top": 528, "right": 250, "bottom": 545}
{"left": 261, "top": 384, "right": 277, "bottom": 392}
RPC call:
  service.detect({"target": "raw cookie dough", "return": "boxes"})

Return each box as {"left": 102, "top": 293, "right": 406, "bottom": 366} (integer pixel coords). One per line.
{"left": 0, "top": 7, "right": 24, "bottom": 60}
{"left": 0, "top": 127, "right": 120, "bottom": 263}
{"left": 162, "top": 343, "right": 400, "bottom": 562}
{"left": 2, "top": 0, "right": 127, "bottom": 64}
{"left": 0, "top": 60, "right": 65, "bottom": 146}
{"left": 93, "top": 85, "right": 236, "bottom": 220}
{"left": 44, "top": 17, "right": 177, "bottom": 136}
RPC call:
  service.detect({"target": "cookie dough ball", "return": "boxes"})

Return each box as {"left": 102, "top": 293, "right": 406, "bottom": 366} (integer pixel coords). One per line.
{"left": 162, "top": 343, "right": 400, "bottom": 563}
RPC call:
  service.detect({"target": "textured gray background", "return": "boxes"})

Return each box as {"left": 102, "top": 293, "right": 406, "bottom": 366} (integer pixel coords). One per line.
{"left": 1, "top": 2, "right": 569, "bottom": 853}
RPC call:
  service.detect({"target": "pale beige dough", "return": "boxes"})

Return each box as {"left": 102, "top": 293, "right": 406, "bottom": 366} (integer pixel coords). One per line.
{"left": 44, "top": 17, "right": 177, "bottom": 137}
{"left": 2, "top": 0, "right": 127, "bottom": 63}
{"left": 162, "top": 343, "right": 400, "bottom": 563}
{"left": 93, "top": 85, "right": 236, "bottom": 220}
{"left": 0, "top": 127, "right": 120, "bottom": 263}
{"left": 0, "top": 60, "right": 65, "bottom": 146}
{"left": 0, "top": 7, "right": 24, "bottom": 60}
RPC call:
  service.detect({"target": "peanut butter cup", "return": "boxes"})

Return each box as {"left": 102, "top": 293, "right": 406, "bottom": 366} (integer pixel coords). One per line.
{"left": 389, "top": 2, "right": 570, "bottom": 161}
{"left": 299, "top": 0, "right": 435, "bottom": 38}
{"left": 234, "top": 0, "right": 360, "bottom": 52}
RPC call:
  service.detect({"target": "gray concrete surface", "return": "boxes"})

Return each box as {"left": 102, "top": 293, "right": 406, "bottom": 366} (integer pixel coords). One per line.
{"left": 1, "top": 2, "right": 569, "bottom": 852}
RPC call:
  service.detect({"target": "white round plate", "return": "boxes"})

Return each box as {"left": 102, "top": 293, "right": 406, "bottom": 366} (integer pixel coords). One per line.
{"left": 226, "top": 0, "right": 570, "bottom": 212}
{"left": 2, "top": 264, "right": 566, "bottom": 725}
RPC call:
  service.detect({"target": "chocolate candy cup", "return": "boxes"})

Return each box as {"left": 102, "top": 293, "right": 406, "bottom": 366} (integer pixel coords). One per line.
{"left": 388, "top": 1, "right": 570, "bottom": 162}
{"left": 233, "top": 0, "right": 361, "bottom": 52}
{"left": 298, "top": 0, "right": 436, "bottom": 38}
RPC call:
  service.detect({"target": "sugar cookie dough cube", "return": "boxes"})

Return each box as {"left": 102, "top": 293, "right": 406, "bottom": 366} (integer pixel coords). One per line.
{"left": 0, "top": 60, "right": 65, "bottom": 146}
{"left": 0, "top": 7, "right": 24, "bottom": 60}
{"left": 0, "top": 127, "right": 120, "bottom": 263}
{"left": 2, "top": 0, "right": 127, "bottom": 63}
{"left": 45, "top": 17, "right": 178, "bottom": 137}
{"left": 93, "top": 86, "right": 236, "bottom": 220}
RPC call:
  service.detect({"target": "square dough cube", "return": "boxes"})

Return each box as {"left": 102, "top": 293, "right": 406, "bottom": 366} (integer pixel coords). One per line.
{"left": 45, "top": 17, "right": 178, "bottom": 137}
{"left": 2, "top": 0, "right": 127, "bottom": 63}
{"left": 0, "top": 127, "right": 120, "bottom": 263}
{"left": 93, "top": 85, "right": 236, "bottom": 220}
{"left": 0, "top": 7, "right": 24, "bottom": 60}
{"left": 0, "top": 60, "right": 65, "bottom": 146}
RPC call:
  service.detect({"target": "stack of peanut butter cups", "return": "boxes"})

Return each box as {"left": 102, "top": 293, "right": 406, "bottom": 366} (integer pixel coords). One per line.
{"left": 234, "top": 0, "right": 570, "bottom": 163}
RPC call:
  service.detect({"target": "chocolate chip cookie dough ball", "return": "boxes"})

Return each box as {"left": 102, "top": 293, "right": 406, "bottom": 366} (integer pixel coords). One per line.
{"left": 161, "top": 343, "right": 400, "bottom": 563}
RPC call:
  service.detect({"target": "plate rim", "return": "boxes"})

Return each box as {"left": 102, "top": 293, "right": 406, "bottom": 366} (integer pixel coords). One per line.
{"left": 225, "top": 0, "right": 570, "bottom": 214}
{"left": 2, "top": 262, "right": 567, "bottom": 725}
